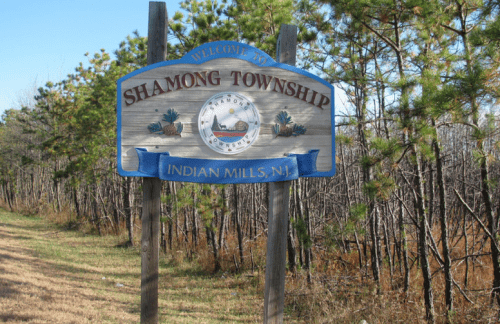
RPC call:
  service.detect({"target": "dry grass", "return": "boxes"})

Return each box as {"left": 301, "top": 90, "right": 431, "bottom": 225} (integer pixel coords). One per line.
{"left": 0, "top": 211, "right": 141, "bottom": 323}
{"left": 280, "top": 231, "right": 500, "bottom": 324}
{"left": 3, "top": 201, "right": 500, "bottom": 323}
{"left": 0, "top": 209, "right": 266, "bottom": 323}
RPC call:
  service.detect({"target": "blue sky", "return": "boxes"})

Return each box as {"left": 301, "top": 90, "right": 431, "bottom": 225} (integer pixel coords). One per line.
{"left": 0, "top": 1, "right": 349, "bottom": 118}
{"left": 0, "top": 1, "right": 182, "bottom": 117}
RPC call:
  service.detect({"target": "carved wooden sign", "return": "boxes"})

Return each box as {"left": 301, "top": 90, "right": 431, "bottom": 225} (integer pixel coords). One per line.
{"left": 117, "top": 41, "right": 335, "bottom": 183}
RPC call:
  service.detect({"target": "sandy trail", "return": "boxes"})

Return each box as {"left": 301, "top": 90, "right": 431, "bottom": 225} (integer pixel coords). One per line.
{"left": 0, "top": 220, "right": 138, "bottom": 324}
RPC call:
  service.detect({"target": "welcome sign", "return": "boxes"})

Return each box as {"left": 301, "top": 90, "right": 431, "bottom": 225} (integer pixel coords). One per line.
{"left": 117, "top": 41, "right": 335, "bottom": 183}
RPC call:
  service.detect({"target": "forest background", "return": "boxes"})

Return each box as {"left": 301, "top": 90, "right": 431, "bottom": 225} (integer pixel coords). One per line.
{"left": 1, "top": 0, "right": 500, "bottom": 323}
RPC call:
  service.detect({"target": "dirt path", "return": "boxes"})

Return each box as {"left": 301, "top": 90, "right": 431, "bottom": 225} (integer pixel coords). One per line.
{"left": 0, "top": 217, "right": 139, "bottom": 324}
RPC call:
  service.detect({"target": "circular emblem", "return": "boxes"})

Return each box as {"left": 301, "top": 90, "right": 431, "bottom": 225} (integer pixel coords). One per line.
{"left": 198, "top": 92, "right": 260, "bottom": 155}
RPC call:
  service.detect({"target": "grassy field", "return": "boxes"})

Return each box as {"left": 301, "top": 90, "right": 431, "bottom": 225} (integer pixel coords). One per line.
{"left": 0, "top": 209, "right": 272, "bottom": 323}
{"left": 3, "top": 206, "right": 499, "bottom": 323}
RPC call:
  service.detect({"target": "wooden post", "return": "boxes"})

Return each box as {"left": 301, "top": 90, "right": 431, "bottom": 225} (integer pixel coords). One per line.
{"left": 264, "top": 181, "right": 291, "bottom": 323}
{"left": 276, "top": 24, "right": 297, "bottom": 66}
{"left": 141, "top": 2, "right": 167, "bottom": 324}
{"left": 141, "top": 177, "right": 161, "bottom": 324}
{"left": 263, "top": 24, "right": 297, "bottom": 324}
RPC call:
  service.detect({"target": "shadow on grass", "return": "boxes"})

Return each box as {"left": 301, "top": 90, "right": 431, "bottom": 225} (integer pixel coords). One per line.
{"left": 0, "top": 313, "right": 36, "bottom": 322}
{"left": 0, "top": 220, "right": 50, "bottom": 233}
{"left": 0, "top": 243, "right": 37, "bottom": 262}
{"left": 0, "top": 278, "right": 24, "bottom": 299}
{"left": 115, "top": 240, "right": 134, "bottom": 249}
{"left": 161, "top": 258, "right": 211, "bottom": 278}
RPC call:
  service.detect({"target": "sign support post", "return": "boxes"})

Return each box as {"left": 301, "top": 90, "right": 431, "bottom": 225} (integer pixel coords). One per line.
{"left": 264, "top": 24, "right": 298, "bottom": 324}
{"left": 141, "top": 2, "right": 167, "bottom": 324}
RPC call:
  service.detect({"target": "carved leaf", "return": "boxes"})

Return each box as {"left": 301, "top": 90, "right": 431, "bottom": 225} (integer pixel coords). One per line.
{"left": 148, "top": 122, "right": 163, "bottom": 133}
{"left": 176, "top": 122, "right": 183, "bottom": 134}
{"left": 162, "top": 108, "right": 180, "bottom": 124}
{"left": 276, "top": 111, "right": 292, "bottom": 126}
{"left": 272, "top": 124, "right": 280, "bottom": 136}
{"left": 292, "top": 124, "right": 307, "bottom": 136}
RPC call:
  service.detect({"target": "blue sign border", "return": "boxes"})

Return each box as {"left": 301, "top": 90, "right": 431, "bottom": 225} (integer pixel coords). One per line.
{"left": 117, "top": 41, "right": 335, "bottom": 182}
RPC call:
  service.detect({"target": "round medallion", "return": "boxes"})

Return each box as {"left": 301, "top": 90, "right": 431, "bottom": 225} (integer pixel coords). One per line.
{"left": 198, "top": 92, "right": 260, "bottom": 155}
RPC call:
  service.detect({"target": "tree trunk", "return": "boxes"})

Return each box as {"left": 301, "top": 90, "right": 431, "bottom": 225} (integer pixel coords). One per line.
{"left": 370, "top": 203, "right": 381, "bottom": 292}
{"left": 383, "top": 217, "right": 393, "bottom": 285}
{"left": 233, "top": 184, "right": 244, "bottom": 268}
{"left": 172, "top": 182, "right": 178, "bottom": 243}
{"left": 304, "top": 198, "right": 312, "bottom": 284}
{"left": 462, "top": 152, "right": 469, "bottom": 288}
{"left": 398, "top": 191, "right": 410, "bottom": 294}
{"left": 287, "top": 203, "right": 297, "bottom": 274}
{"left": 481, "top": 158, "right": 500, "bottom": 305}
{"left": 433, "top": 123, "right": 453, "bottom": 314}
{"left": 218, "top": 204, "right": 226, "bottom": 255}
{"left": 73, "top": 186, "right": 81, "bottom": 220}
{"left": 209, "top": 216, "right": 221, "bottom": 273}
{"left": 414, "top": 149, "right": 435, "bottom": 323}
{"left": 192, "top": 191, "right": 198, "bottom": 248}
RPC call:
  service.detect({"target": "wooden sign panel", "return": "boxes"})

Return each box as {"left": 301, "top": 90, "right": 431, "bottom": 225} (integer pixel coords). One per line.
{"left": 117, "top": 41, "right": 335, "bottom": 183}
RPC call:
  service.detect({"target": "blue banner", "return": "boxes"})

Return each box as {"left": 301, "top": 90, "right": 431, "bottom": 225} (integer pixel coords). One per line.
{"left": 135, "top": 148, "right": 319, "bottom": 184}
